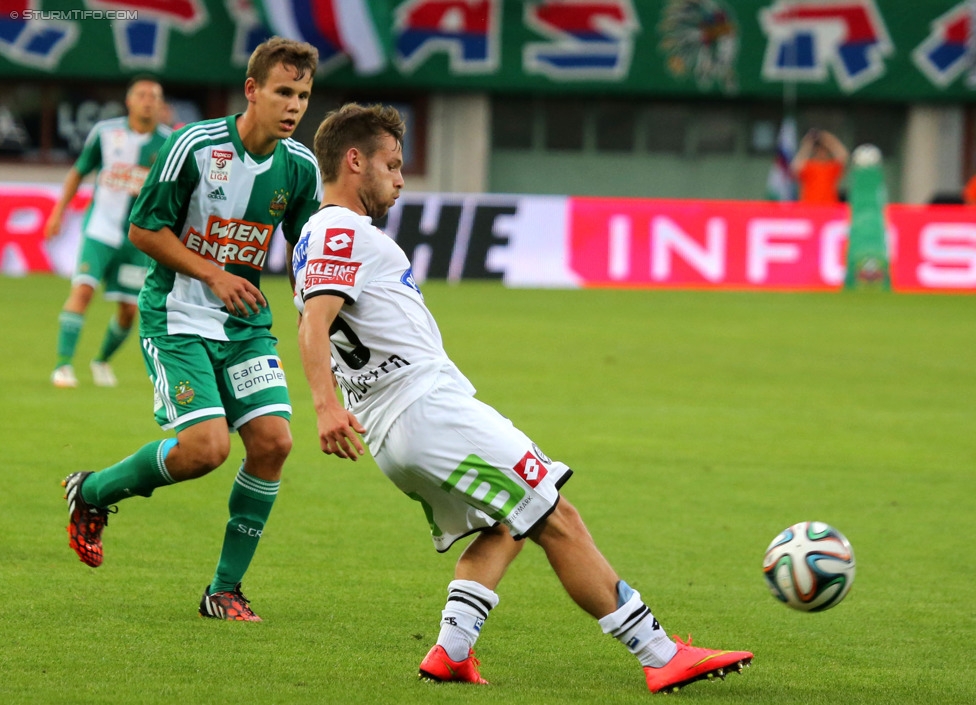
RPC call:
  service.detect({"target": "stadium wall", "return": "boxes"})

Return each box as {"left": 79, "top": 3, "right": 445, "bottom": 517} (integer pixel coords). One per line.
{"left": 3, "top": 185, "right": 974, "bottom": 292}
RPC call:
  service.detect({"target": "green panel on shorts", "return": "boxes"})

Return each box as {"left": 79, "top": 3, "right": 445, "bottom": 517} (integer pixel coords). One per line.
{"left": 441, "top": 454, "right": 526, "bottom": 521}
{"left": 408, "top": 491, "right": 443, "bottom": 538}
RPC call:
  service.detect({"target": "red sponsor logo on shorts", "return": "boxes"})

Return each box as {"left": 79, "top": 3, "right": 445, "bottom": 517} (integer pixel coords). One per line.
{"left": 514, "top": 452, "right": 548, "bottom": 488}
{"left": 305, "top": 257, "right": 361, "bottom": 287}
{"left": 323, "top": 228, "right": 354, "bottom": 259}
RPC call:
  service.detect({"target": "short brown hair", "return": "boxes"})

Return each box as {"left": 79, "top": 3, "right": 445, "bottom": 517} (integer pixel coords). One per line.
{"left": 313, "top": 103, "right": 406, "bottom": 183}
{"left": 247, "top": 36, "right": 318, "bottom": 85}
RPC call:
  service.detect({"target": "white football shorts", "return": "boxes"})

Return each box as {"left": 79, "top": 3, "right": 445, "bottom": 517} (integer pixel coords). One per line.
{"left": 372, "top": 375, "right": 572, "bottom": 552}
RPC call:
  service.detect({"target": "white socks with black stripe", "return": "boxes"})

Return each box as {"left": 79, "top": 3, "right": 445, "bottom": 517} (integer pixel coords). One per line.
{"left": 436, "top": 579, "right": 500, "bottom": 662}
{"left": 598, "top": 581, "right": 677, "bottom": 668}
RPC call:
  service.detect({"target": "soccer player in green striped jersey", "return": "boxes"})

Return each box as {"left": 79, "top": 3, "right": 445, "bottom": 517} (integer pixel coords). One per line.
{"left": 61, "top": 38, "right": 321, "bottom": 622}
{"left": 47, "top": 76, "right": 171, "bottom": 388}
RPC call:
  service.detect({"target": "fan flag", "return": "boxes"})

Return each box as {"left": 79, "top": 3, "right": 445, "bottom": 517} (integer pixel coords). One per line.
{"left": 766, "top": 115, "right": 797, "bottom": 202}
{"left": 254, "top": 0, "right": 388, "bottom": 75}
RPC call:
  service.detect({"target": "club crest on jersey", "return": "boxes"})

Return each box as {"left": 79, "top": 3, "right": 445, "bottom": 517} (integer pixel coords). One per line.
{"left": 269, "top": 189, "right": 289, "bottom": 219}
{"left": 174, "top": 380, "right": 195, "bottom": 406}
{"left": 514, "top": 451, "right": 548, "bottom": 488}
{"left": 323, "top": 228, "right": 355, "bottom": 259}
{"left": 209, "top": 149, "right": 233, "bottom": 182}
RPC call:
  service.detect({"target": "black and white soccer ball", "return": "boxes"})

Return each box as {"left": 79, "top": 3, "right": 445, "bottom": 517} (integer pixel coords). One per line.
{"left": 762, "top": 521, "right": 855, "bottom": 612}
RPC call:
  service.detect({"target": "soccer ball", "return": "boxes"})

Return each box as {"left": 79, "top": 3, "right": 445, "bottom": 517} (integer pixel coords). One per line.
{"left": 762, "top": 521, "right": 855, "bottom": 612}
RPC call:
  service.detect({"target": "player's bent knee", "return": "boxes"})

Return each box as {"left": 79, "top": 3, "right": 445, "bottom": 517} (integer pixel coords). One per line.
{"left": 246, "top": 430, "right": 292, "bottom": 466}
{"left": 240, "top": 417, "right": 292, "bottom": 466}
{"left": 174, "top": 427, "right": 232, "bottom": 478}
{"left": 530, "top": 498, "right": 589, "bottom": 547}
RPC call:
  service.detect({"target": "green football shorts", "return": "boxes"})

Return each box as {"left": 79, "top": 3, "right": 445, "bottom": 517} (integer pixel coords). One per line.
{"left": 141, "top": 333, "right": 291, "bottom": 432}
{"left": 72, "top": 236, "right": 149, "bottom": 303}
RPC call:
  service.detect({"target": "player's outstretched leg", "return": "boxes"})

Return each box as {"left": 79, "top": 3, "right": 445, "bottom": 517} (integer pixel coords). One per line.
{"left": 643, "top": 635, "right": 752, "bottom": 694}
{"left": 62, "top": 471, "right": 116, "bottom": 567}
{"left": 598, "top": 578, "right": 753, "bottom": 693}
{"left": 532, "top": 499, "right": 753, "bottom": 693}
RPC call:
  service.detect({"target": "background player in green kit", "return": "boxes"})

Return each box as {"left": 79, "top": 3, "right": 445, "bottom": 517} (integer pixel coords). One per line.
{"left": 60, "top": 37, "right": 322, "bottom": 621}
{"left": 46, "top": 77, "right": 170, "bottom": 388}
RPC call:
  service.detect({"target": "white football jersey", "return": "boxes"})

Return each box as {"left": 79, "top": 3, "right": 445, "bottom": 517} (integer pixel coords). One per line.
{"left": 293, "top": 205, "right": 474, "bottom": 447}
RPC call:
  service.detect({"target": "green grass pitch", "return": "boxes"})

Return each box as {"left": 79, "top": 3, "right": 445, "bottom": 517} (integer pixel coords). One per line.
{"left": 2, "top": 274, "right": 974, "bottom": 704}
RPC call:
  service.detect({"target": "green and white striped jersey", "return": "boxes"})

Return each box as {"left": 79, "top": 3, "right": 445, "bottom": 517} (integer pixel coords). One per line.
{"left": 130, "top": 114, "right": 322, "bottom": 341}
{"left": 76, "top": 116, "right": 171, "bottom": 248}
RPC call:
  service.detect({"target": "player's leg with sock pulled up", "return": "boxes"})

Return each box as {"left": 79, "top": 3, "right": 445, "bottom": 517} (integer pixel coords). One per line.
{"left": 419, "top": 524, "right": 522, "bottom": 683}
{"left": 419, "top": 580, "right": 499, "bottom": 683}
{"left": 199, "top": 463, "right": 279, "bottom": 622}
{"left": 62, "top": 415, "right": 230, "bottom": 568}
{"left": 62, "top": 438, "right": 178, "bottom": 567}
{"left": 53, "top": 266, "right": 97, "bottom": 386}
{"left": 200, "top": 415, "right": 290, "bottom": 622}
{"left": 530, "top": 498, "right": 752, "bottom": 693}
{"left": 90, "top": 314, "right": 130, "bottom": 387}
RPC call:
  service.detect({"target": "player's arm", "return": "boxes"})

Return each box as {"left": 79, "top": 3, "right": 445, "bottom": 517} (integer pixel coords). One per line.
{"left": 285, "top": 240, "right": 296, "bottom": 291}
{"left": 298, "top": 293, "right": 366, "bottom": 461}
{"left": 282, "top": 159, "right": 321, "bottom": 293}
{"left": 44, "top": 168, "right": 85, "bottom": 239}
{"left": 129, "top": 223, "right": 266, "bottom": 316}
{"left": 47, "top": 125, "right": 102, "bottom": 238}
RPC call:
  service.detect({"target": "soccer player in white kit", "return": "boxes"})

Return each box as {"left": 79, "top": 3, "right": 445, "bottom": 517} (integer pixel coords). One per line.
{"left": 293, "top": 104, "right": 753, "bottom": 694}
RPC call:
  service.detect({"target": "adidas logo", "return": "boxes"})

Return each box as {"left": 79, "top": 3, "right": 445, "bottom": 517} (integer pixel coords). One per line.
{"left": 208, "top": 186, "right": 227, "bottom": 200}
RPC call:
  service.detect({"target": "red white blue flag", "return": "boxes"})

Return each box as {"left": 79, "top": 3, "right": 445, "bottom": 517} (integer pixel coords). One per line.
{"left": 766, "top": 115, "right": 797, "bottom": 202}
{"left": 254, "top": 0, "right": 388, "bottom": 75}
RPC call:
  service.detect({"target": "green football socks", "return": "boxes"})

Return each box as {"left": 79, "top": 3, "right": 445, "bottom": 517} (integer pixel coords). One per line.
{"left": 95, "top": 316, "right": 131, "bottom": 362}
{"left": 81, "top": 439, "right": 177, "bottom": 506}
{"left": 210, "top": 466, "right": 279, "bottom": 593}
{"left": 56, "top": 311, "right": 84, "bottom": 367}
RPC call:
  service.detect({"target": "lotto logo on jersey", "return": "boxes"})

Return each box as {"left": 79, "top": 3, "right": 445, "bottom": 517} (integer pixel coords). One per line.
{"left": 514, "top": 451, "right": 548, "bottom": 488}
{"left": 184, "top": 216, "right": 274, "bottom": 270}
{"left": 209, "top": 149, "right": 234, "bottom": 182}
{"left": 323, "top": 228, "right": 355, "bottom": 259}
{"left": 305, "top": 257, "right": 362, "bottom": 288}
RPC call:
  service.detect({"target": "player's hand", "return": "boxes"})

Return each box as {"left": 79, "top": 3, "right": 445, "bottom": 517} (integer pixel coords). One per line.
{"left": 208, "top": 269, "right": 267, "bottom": 316}
{"left": 316, "top": 408, "right": 367, "bottom": 461}
{"left": 44, "top": 213, "right": 62, "bottom": 240}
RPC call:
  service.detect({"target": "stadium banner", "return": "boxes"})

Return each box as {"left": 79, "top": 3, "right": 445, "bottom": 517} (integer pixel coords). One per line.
{"left": 0, "top": 182, "right": 293, "bottom": 277}
{"left": 3, "top": 0, "right": 976, "bottom": 100}
{"left": 3, "top": 184, "right": 975, "bottom": 292}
